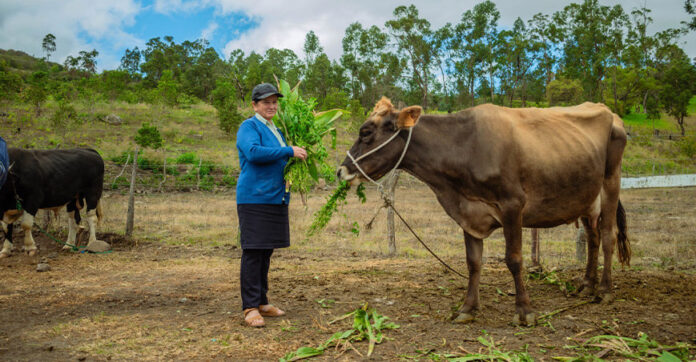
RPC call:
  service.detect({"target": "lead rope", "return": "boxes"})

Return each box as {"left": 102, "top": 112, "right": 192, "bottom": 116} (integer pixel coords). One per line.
{"left": 346, "top": 127, "right": 467, "bottom": 279}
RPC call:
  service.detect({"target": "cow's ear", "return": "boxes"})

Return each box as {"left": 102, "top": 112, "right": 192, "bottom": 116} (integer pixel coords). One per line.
{"left": 397, "top": 106, "right": 422, "bottom": 128}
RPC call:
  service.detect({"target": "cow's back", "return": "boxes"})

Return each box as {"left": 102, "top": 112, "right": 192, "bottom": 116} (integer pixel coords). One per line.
{"left": 465, "top": 103, "right": 621, "bottom": 226}
{"left": 8, "top": 148, "right": 104, "bottom": 209}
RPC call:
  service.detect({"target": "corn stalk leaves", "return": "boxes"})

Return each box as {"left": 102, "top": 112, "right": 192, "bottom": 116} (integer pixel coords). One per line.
{"left": 279, "top": 305, "right": 399, "bottom": 361}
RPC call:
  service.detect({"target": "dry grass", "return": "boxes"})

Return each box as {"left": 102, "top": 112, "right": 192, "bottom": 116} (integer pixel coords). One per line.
{"left": 87, "top": 181, "right": 696, "bottom": 270}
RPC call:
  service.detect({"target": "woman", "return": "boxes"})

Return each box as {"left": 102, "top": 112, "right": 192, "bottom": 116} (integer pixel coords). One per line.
{"left": 235, "top": 83, "right": 307, "bottom": 327}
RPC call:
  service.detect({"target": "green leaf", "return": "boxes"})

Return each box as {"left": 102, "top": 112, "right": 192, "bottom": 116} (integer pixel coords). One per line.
{"left": 657, "top": 351, "right": 681, "bottom": 362}
{"left": 307, "top": 160, "right": 318, "bottom": 181}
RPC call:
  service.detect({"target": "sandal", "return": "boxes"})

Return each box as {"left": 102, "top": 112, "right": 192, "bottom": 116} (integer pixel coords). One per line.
{"left": 243, "top": 308, "right": 265, "bottom": 328}
{"left": 259, "top": 304, "right": 286, "bottom": 317}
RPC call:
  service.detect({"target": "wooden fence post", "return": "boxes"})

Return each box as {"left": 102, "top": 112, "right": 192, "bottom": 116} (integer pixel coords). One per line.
{"left": 125, "top": 145, "right": 139, "bottom": 238}
{"left": 531, "top": 228, "right": 540, "bottom": 266}
{"left": 385, "top": 170, "right": 401, "bottom": 256}
{"left": 576, "top": 225, "right": 587, "bottom": 263}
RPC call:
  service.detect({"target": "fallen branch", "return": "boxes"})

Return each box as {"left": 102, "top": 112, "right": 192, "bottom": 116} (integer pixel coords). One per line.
{"left": 538, "top": 300, "right": 591, "bottom": 321}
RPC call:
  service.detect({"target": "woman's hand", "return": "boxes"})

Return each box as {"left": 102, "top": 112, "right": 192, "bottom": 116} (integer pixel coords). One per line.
{"left": 292, "top": 146, "right": 307, "bottom": 161}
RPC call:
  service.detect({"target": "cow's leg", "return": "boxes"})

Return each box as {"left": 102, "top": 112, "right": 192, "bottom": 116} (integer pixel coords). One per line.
{"left": 578, "top": 217, "right": 600, "bottom": 297}
{"left": 20, "top": 213, "right": 38, "bottom": 256}
{"left": 502, "top": 210, "right": 535, "bottom": 326}
{"left": 64, "top": 210, "right": 79, "bottom": 250}
{"left": 597, "top": 184, "right": 621, "bottom": 303}
{"left": 85, "top": 209, "right": 98, "bottom": 247}
{"left": 454, "top": 232, "right": 483, "bottom": 323}
{"left": 0, "top": 223, "right": 14, "bottom": 258}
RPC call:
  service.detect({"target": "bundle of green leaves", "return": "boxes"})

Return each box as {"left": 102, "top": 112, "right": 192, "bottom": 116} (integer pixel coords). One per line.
{"left": 274, "top": 78, "right": 342, "bottom": 195}
{"left": 308, "top": 181, "right": 365, "bottom": 236}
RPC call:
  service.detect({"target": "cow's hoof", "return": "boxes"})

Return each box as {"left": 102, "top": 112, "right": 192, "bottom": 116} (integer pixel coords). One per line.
{"left": 598, "top": 293, "right": 614, "bottom": 304}
{"left": 453, "top": 312, "right": 476, "bottom": 324}
{"left": 0, "top": 252, "right": 10, "bottom": 259}
{"left": 26, "top": 249, "right": 38, "bottom": 257}
{"left": 512, "top": 312, "right": 536, "bottom": 326}
{"left": 62, "top": 245, "right": 74, "bottom": 251}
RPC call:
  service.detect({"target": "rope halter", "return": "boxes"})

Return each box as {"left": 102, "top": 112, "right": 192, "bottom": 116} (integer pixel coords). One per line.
{"left": 346, "top": 126, "right": 413, "bottom": 194}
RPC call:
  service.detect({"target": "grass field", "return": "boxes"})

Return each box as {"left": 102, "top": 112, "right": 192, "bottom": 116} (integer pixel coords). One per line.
{"left": 0, "top": 186, "right": 694, "bottom": 360}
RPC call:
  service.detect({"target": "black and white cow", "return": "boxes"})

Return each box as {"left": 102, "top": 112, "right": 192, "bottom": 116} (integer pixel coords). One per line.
{"left": 0, "top": 148, "right": 104, "bottom": 257}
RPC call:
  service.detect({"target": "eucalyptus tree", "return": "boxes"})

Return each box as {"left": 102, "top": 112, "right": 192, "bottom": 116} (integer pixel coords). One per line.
{"left": 386, "top": 4, "right": 436, "bottom": 109}
{"left": 498, "top": 18, "right": 540, "bottom": 106}
{"left": 42, "top": 34, "right": 56, "bottom": 61}
{"left": 527, "top": 13, "right": 559, "bottom": 90}
{"left": 340, "top": 22, "right": 392, "bottom": 106}
{"left": 119, "top": 47, "right": 142, "bottom": 76}
{"left": 452, "top": 1, "right": 499, "bottom": 107}
{"left": 552, "top": 0, "right": 628, "bottom": 101}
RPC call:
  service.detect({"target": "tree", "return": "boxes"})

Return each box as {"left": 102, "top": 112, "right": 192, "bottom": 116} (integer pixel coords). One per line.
{"left": 553, "top": 0, "right": 628, "bottom": 101}
{"left": 119, "top": 47, "right": 142, "bottom": 75}
{"left": 79, "top": 49, "right": 99, "bottom": 73}
{"left": 657, "top": 55, "right": 696, "bottom": 135}
{"left": 547, "top": 78, "right": 583, "bottom": 106}
{"left": 386, "top": 4, "right": 435, "bottom": 109}
{"left": 685, "top": 0, "right": 696, "bottom": 30}
{"left": 22, "top": 71, "right": 48, "bottom": 115}
{"left": 303, "top": 31, "right": 323, "bottom": 65}
{"left": 42, "top": 34, "right": 56, "bottom": 61}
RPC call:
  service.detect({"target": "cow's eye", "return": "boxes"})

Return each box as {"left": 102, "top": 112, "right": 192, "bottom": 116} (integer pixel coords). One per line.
{"left": 360, "top": 129, "right": 372, "bottom": 138}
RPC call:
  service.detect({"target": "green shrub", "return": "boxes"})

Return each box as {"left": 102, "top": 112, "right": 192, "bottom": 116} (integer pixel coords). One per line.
{"left": 677, "top": 135, "right": 696, "bottom": 158}
{"left": 217, "top": 107, "right": 244, "bottom": 135}
{"left": 175, "top": 152, "right": 198, "bottom": 164}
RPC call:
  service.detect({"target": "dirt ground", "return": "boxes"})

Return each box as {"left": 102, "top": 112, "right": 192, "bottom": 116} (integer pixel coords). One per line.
{"left": 1, "top": 187, "right": 695, "bottom": 361}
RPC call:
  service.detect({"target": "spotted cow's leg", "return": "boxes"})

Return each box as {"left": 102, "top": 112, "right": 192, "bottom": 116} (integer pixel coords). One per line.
{"left": 0, "top": 222, "right": 14, "bottom": 258}
{"left": 85, "top": 209, "right": 99, "bottom": 248}
{"left": 64, "top": 210, "right": 79, "bottom": 250}
{"left": 454, "top": 232, "right": 483, "bottom": 323}
{"left": 20, "top": 213, "right": 38, "bottom": 256}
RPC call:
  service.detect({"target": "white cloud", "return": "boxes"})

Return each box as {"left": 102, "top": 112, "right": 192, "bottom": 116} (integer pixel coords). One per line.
{"left": 213, "top": 0, "right": 694, "bottom": 61}
{"left": 201, "top": 21, "right": 219, "bottom": 41}
{"left": 0, "top": 0, "right": 693, "bottom": 71}
{"left": 0, "top": 0, "right": 141, "bottom": 68}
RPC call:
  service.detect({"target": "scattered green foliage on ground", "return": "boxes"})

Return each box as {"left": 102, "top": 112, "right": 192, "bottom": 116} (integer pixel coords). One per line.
{"left": 280, "top": 304, "right": 399, "bottom": 361}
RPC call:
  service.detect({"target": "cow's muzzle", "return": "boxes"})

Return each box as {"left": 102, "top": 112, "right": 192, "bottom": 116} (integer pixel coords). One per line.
{"left": 336, "top": 166, "right": 357, "bottom": 182}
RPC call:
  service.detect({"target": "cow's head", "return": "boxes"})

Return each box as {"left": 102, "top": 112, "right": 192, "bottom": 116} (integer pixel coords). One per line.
{"left": 337, "top": 97, "right": 422, "bottom": 184}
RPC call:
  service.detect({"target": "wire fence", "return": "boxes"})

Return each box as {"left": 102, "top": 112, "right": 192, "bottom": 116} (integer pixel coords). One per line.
{"left": 104, "top": 157, "right": 696, "bottom": 194}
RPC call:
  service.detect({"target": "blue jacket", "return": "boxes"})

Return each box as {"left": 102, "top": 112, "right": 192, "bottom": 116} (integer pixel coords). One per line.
{"left": 236, "top": 116, "right": 294, "bottom": 204}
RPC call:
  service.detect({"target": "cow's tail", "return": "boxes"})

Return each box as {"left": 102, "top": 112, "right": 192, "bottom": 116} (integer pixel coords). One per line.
{"left": 616, "top": 199, "right": 630, "bottom": 267}
{"left": 96, "top": 200, "right": 103, "bottom": 225}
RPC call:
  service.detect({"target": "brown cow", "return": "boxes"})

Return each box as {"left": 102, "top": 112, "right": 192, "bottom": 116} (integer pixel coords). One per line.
{"left": 337, "top": 97, "right": 629, "bottom": 325}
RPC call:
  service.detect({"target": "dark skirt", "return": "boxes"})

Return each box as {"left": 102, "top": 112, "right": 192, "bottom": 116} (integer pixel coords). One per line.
{"left": 237, "top": 204, "right": 290, "bottom": 249}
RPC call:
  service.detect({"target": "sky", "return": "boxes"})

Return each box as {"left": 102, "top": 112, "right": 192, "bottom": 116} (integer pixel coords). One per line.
{"left": 0, "top": 0, "right": 694, "bottom": 71}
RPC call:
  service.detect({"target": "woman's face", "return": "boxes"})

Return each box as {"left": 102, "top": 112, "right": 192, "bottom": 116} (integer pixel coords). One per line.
{"left": 252, "top": 95, "right": 279, "bottom": 121}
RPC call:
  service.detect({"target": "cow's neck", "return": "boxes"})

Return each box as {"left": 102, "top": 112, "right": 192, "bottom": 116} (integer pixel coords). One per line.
{"left": 399, "top": 113, "right": 479, "bottom": 195}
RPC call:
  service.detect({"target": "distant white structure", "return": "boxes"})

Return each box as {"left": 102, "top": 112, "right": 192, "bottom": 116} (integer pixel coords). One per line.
{"left": 621, "top": 174, "right": 696, "bottom": 189}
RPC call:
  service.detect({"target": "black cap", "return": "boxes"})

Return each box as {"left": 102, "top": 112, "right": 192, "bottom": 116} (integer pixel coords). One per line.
{"left": 251, "top": 83, "right": 284, "bottom": 101}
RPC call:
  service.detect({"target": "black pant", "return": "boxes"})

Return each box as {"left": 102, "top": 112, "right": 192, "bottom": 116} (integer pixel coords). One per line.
{"left": 240, "top": 249, "right": 274, "bottom": 310}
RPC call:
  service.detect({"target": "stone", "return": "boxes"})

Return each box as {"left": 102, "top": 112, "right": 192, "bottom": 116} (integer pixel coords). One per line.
{"left": 86, "top": 240, "right": 111, "bottom": 253}
{"left": 103, "top": 114, "right": 123, "bottom": 125}
{"left": 179, "top": 297, "right": 189, "bottom": 303}
{"left": 37, "top": 263, "right": 51, "bottom": 272}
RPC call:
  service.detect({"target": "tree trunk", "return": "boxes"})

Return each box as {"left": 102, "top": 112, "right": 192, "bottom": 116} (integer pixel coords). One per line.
{"left": 385, "top": 170, "right": 401, "bottom": 256}
{"left": 125, "top": 145, "right": 139, "bottom": 238}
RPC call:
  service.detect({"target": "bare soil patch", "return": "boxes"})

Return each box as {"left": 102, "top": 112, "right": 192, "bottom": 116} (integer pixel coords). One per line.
{"left": 0, "top": 187, "right": 695, "bottom": 360}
